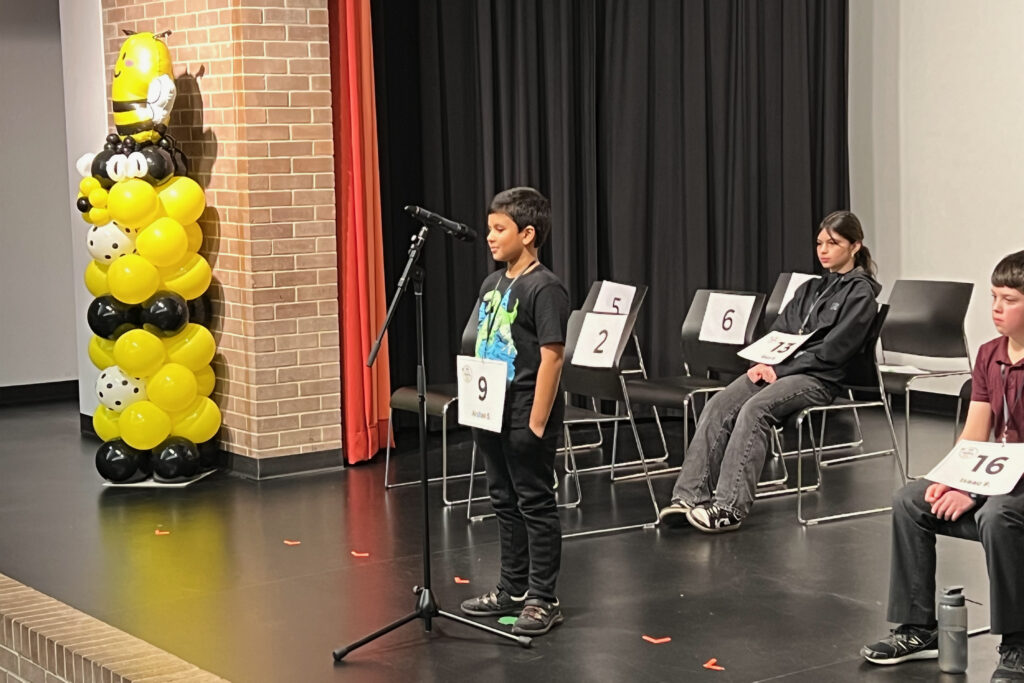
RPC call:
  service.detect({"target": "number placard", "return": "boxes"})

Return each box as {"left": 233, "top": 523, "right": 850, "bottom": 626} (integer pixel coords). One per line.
{"left": 593, "top": 281, "right": 636, "bottom": 315}
{"left": 456, "top": 355, "right": 508, "bottom": 432}
{"left": 779, "top": 273, "right": 820, "bottom": 313}
{"left": 737, "top": 330, "right": 813, "bottom": 365}
{"left": 925, "top": 440, "right": 1024, "bottom": 495}
{"left": 571, "top": 313, "right": 629, "bottom": 368}
{"left": 698, "top": 293, "right": 756, "bottom": 344}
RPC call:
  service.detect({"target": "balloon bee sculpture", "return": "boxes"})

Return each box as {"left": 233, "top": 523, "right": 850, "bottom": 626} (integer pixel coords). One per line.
{"left": 74, "top": 30, "right": 222, "bottom": 484}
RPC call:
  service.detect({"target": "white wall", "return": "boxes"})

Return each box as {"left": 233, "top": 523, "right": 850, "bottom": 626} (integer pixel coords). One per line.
{"left": 850, "top": 0, "right": 1024, "bottom": 354}
{"left": 0, "top": 0, "right": 78, "bottom": 387}
{"left": 58, "top": 0, "right": 108, "bottom": 415}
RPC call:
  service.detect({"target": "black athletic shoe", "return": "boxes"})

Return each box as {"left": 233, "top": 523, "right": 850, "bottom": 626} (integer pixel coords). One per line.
{"left": 861, "top": 625, "right": 938, "bottom": 665}
{"left": 658, "top": 500, "right": 692, "bottom": 528}
{"left": 686, "top": 503, "right": 743, "bottom": 533}
{"left": 993, "top": 644, "right": 1024, "bottom": 682}
{"left": 460, "top": 587, "right": 527, "bottom": 617}
{"left": 511, "top": 598, "right": 563, "bottom": 636}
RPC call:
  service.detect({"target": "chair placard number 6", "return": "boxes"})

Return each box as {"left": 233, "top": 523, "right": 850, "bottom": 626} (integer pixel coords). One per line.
{"left": 699, "top": 293, "right": 756, "bottom": 345}
{"left": 571, "top": 313, "right": 629, "bottom": 368}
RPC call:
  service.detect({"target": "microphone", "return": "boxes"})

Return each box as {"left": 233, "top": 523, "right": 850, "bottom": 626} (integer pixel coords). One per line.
{"left": 404, "top": 205, "right": 477, "bottom": 242}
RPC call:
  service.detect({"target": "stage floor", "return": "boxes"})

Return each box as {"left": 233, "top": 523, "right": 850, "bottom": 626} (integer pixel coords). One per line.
{"left": 0, "top": 399, "right": 1003, "bottom": 682}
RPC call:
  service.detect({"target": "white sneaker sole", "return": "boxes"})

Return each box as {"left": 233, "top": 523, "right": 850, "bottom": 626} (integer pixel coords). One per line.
{"left": 861, "top": 648, "right": 938, "bottom": 665}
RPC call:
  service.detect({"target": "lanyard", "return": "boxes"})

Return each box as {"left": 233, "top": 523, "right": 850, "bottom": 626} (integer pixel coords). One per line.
{"left": 798, "top": 275, "right": 840, "bottom": 334}
{"left": 484, "top": 260, "right": 536, "bottom": 342}
{"left": 999, "top": 362, "right": 1024, "bottom": 443}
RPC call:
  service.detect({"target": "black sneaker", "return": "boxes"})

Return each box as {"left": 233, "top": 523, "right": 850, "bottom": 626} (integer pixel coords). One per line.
{"left": 860, "top": 625, "right": 938, "bottom": 665}
{"left": 460, "top": 587, "right": 527, "bottom": 617}
{"left": 511, "top": 598, "right": 563, "bottom": 636}
{"left": 658, "top": 500, "right": 692, "bottom": 528}
{"left": 993, "top": 644, "right": 1024, "bottom": 682}
{"left": 686, "top": 503, "right": 742, "bottom": 533}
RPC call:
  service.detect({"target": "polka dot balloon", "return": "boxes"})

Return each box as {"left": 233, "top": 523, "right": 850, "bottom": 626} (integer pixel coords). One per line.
{"left": 87, "top": 223, "right": 136, "bottom": 264}
{"left": 95, "top": 366, "right": 147, "bottom": 412}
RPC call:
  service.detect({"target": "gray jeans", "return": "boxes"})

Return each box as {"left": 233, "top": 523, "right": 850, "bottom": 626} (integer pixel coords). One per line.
{"left": 672, "top": 374, "right": 835, "bottom": 518}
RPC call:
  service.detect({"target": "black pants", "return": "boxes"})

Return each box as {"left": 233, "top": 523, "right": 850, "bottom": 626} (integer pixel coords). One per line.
{"left": 888, "top": 477, "right": 1024, "bottom": 634}
{"left": 473, "top": 426, "right": 561, "bottom": 602}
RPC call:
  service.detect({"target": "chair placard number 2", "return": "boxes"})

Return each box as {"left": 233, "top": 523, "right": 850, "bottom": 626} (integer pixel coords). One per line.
{"left": 593, "top": 281, "right": 636, "bottom": 315}
{"left": 699, "top": 293, "right": 756, "bottom": 345}
{"left": 456, "top": 355, "right": 508, "bottom": 432}
{"left": 572, "top": 313, "right": 629, "bottom": 368}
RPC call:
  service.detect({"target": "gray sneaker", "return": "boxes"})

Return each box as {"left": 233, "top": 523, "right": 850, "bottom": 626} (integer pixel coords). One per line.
{"left": 460, "top": 587, "right": 527, "bottom": 617}
{"left": 511, "top": 598, "right": 563, "bottom": 636}
{"left": 993, "top": 644, "right": 1024, "bottom": 682}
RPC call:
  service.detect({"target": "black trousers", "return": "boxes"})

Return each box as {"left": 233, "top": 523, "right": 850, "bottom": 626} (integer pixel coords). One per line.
{"left": 473, "top": 425, "right": 561, "bottom": 602}
{"left": 888, "top": 477, "right": 1024, "bottom": 634}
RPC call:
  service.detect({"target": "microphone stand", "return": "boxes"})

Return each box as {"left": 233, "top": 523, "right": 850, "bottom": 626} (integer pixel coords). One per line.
{"left": 333, "top": 224, "right": 532, "bottom": 662}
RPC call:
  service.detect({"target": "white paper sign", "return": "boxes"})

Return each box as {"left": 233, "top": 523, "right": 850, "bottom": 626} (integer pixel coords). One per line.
{"left": 593, "top": 281, "right": 636, "bottom": 315}
{"left": 738, "top": 330, "right": 813, "bottom": 365}
{"left": 925, "top": 440, "right": 1024, "bottom": 495}
{"left": 457, "top": 355, "right": 508, "bottom": 432}
{"left": 698, "top": 293, "right": 756, "bottom": 344}
{"left": 779, "top": 273, "right": 820, "bottom": 313}
{"left": 571, "top": 313, "right": 629, "bottom": 368}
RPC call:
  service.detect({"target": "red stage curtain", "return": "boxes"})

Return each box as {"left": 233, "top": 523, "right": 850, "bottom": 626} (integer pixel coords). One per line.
{"left": 329, "top": 0, "right": 391, "bottom": 464}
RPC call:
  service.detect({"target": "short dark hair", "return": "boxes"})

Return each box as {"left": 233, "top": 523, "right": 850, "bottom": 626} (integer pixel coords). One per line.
{"left": 489, "top": 187, "right": 551, "bottom": 248}
{"left": 992, "top": 250, "right": 1024, "bottom": 293}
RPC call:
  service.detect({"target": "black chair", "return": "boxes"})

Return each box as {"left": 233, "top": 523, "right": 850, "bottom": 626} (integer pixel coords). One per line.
{"left": 878, "top": 280, "right": 973, "bottom": 476}
{"left": 763, "top": 272, "right": 820, "bottom": 332}
{"left": 617, "top": 289, "right": 767, "bottom": 482}
{"left": 383, "top": 312, "right": 484, "bottom": 506}
{"left": 780, "top": 304, "right": 908, "bottom": 525}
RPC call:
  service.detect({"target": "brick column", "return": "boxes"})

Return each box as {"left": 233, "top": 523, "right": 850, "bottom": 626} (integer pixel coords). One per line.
{"left": 101, "top": 0, "right": 342, "bottom": 476}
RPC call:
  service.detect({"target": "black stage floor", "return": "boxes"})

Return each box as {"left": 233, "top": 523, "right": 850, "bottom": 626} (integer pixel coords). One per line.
{"left": 0, "top": 399, "right": 1003, "bottom": 682}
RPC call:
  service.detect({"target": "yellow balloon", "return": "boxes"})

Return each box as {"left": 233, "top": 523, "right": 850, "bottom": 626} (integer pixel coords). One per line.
{"left": 136, "top": 217, "right": 187, "bottom": 267}
{"left": 170, "top": 396, "right": 221, "bottom": 444}
{"left": 88, "top": 335, "right": 117, "bottom": 370}
{"left": 92, "top": 406, "right": 121, "bottom": 441}
{"left": 183, "top": 221, "right": 203, "bottom": 252}
{"left": 163, "top": 323, "right": 216, "bottom": 372}
{"left": 88, "top": 188, "right": 108, "bottom": 209}
{"left": 88, "top": 207, "right": 111, "bottom": 226}
{"left": 84, "top": 260, "right": 110, "bottom": 296}
{"left": 120, "top": 401, "right": 172, "bottom": 450}
{"left": 80, "top": 176, "right": 101, "bottom": 196}
{"left": 194, "top": 364, "right": 216, "bottom": 396}
{"left": 147, "top": 362, "right": 198, "bottom": 413}
{"left": 158, "top": 176, "right": 206, "bottom": 225}
{"left": 108, "top": 178, "right": 162, "bottom": 229}
{"left": 160, "top": 253, "right": 212, "bottom": 300}
{"left": 107, "top": 254, "right": 160, "bottom": 304}
{"left": 113, "top": 329, "right": 166, "bottom": 377}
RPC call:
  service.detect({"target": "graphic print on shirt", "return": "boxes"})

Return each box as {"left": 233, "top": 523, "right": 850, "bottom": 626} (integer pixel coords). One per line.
{"left": 476, "top": 288, "right": 518, "bottom": 381}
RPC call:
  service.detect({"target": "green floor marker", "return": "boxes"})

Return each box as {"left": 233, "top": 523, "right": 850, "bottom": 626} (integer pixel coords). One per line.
{"left": 498, "top": 616, "right": 517, "bottom": 626}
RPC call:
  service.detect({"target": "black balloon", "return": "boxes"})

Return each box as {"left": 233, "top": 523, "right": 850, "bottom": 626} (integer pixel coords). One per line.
{"left": 91, "top": 149, "right": 116, "bottom": 188}
{"left": 87, "top": 295, "right": 140, "bottom": 340}
{"left": 171, "top": 148, "right": 189, "bottom": 176}
{"left": 95, "top": 439, "right": 149, "bottom": 483}
{"left": 141, "top": 291, "right": 189, "bottom": 336}
{"left": 140, "top": 145, "right": 174, "bottom": 185}
{"left": 77, "top": 196, "right": 92, "bottom": 213}
{"left": 187, "top": 294, "right": 213, "bottom": 327}
{"left": 106, "top": 133, "right": 121, "bottom": 144}
{"left": 197, "top": 438, "right": 221, "bottom": 470}
{"left": 152, "top": 437, "right": 201, "bottom": 480}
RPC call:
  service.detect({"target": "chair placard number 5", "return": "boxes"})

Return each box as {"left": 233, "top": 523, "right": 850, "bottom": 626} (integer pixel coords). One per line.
{"left": 456, "top": 355, "right": 508, "bottom": 432}
{"left": 593, "top": 281, "right": 636, "bottom": 315}
{"left": 571, "top": 313, "right": 629, "bottom": 368}
{"left": 699, "top": 293, "right": 756, "bottom": 345}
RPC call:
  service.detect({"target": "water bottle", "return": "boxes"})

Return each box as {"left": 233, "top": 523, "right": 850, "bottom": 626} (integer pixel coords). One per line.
{"left": 938, "top": 585, "right": 968, "bottom": 673}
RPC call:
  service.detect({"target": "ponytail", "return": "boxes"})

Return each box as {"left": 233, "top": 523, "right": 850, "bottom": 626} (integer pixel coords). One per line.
{"left": 855, "top": 244, "right": 876, "bottom": 277}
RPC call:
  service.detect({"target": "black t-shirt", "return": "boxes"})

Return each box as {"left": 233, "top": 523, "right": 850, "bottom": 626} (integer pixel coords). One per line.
{"left": 472, "top": 263, "right": 570, "bottom": 437}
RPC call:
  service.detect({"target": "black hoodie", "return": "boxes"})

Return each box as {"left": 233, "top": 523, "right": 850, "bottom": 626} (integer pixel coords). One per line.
{"left": 770, "top": 267, "right": 882, "bottom": 387}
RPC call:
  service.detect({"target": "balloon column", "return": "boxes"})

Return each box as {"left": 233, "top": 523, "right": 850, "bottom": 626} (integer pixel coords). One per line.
{"left": 76, "top": 30, "right": 221, "bottom": 483}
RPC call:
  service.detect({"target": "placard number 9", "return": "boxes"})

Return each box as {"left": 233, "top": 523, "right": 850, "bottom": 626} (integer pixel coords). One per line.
{"left": 478, "top": 376, "right": 487, "bottom": 401}
{"left": 722, "top": 308, "right": 735, "bottom": 331}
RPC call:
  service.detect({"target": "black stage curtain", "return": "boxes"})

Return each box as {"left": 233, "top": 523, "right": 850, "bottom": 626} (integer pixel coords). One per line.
{"left": 371, "top": 0, "right": 849, "bottom": 392}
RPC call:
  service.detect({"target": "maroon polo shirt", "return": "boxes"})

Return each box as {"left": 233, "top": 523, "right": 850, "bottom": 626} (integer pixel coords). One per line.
{"left": 971, "top": 336, "right": 1024, "bottom": 443}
